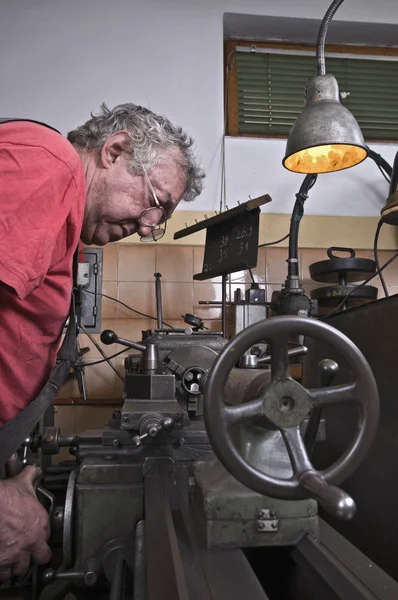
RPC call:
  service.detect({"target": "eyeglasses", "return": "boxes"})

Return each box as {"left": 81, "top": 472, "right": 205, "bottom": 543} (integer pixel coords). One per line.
{"left": 139, "top": 164, "right": 167, "bottom": 243}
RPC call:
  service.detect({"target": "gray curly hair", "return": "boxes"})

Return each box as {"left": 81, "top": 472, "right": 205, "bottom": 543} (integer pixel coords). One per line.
{"left": 67, "top": 103, "right": 205, "bottom": 202}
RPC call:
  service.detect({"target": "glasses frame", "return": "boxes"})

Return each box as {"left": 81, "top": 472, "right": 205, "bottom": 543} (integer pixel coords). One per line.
{"left": 139, "top": 164, "right": 167, "bottom": 242}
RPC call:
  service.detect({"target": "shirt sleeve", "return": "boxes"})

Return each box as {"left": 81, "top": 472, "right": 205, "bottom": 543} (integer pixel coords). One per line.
{"left": 0, "top": 142, "right": 78, "bottom": 300}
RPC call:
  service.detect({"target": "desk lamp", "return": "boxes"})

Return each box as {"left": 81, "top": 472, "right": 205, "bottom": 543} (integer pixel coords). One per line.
{"left": 283, "top": 0, "right": 368, "bottom": 174}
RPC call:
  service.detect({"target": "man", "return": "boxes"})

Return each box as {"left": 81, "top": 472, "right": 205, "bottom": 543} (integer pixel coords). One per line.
{"left": 0, "top": 103, "right": 204, "bottom": 579}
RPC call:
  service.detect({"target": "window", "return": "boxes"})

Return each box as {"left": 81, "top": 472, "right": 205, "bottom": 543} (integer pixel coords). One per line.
{"left": 225, "top": 41, "right": 398, "bottom": 141}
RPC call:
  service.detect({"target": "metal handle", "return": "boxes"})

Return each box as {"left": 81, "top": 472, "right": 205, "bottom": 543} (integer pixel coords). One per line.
{"left": 257, "top": 345, "right": 308, "bottom": 364}
{"left": 100, "top": 329, "right": 146, "bottom": 352}
{"left": 42, "top": 558, "right": 101, "bottom": 587}
{"left": 327, "top": 247, "right": 355, "bottom": 260}
{"left": 300, "top": 471, "right": 356, "bottom": 520}
{"left": 36, "top": 485, "right": 55, "bottom": 523}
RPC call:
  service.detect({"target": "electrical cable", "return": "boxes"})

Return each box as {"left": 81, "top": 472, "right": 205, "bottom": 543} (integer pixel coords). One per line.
{"left": 80, "top": 324, "right": 124, "bottom": 382}
{"left": 320, "top": 250, "right": 398, "bottom": 319}
{"left": 377, "top": 164, "right": 391, "bottom": 184}
{"left": 259, "top": 233, "right": 290, "bottom": 248}
{"left": 81, "top": 348, "right": 129, "bottom": 367}
{"left": 84, "top": 289, "right": 174, "bottom": 328}
{"left": 288, "top": 174, "right": 317, "bottom": 278}
{"left": 367, "top": 147, "right": 393, "bottom": 181}
{"left": 389, "top": 150, "right": 398, "bottom": 196}
{"left": 374, "top": 220, "right": 389, "bottom": 297}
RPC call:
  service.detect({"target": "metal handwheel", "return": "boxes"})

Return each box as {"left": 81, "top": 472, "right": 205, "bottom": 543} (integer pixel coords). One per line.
{"left": 204, "top": 316, "right": 379, "bottom": 520}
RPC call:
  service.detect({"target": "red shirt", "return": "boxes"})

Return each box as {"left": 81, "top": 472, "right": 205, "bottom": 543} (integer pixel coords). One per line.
{"left": 0, "top": 122, "right": 86, "bottom": 425}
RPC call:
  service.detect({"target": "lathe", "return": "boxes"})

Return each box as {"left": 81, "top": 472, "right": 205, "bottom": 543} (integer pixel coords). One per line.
{"left": 16, "top": 296, "right": 398, "bottom": 600}
{"left": 11, "top": 191, "right": 398, "bottom": 600}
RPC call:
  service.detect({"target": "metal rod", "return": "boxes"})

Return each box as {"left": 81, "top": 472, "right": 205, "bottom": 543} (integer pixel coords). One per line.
{"left": 134, "top": 521, "right": 146, "bottom": 600}
{"left": 257, "top": 345, "right": 308, "bottom": 364}
{"left": 154, "top": 273, "right": 163, "bottom": 329}
{"left": 222, "top": 274, "right": 227, "bottom": 336}
{"left": 109, "top": 557, "right": 125, "bottom": 600}
{"left": 304, "top": 359, "right": 339, "bottom": 457}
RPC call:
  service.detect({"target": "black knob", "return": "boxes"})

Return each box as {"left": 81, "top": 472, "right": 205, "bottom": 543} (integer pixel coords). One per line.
{"left": 182, "top": 313, "right": 204, "bottom": 331}
{"left": 100, "top": 329, "right": 118, "bottom": 345}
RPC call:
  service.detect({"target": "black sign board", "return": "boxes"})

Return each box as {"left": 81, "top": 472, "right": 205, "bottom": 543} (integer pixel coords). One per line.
{"left": 194, "top": 208, "right": 260, "bottom": 280}
{"left": 173, "top": 194, "right": 271, "bottom": 282}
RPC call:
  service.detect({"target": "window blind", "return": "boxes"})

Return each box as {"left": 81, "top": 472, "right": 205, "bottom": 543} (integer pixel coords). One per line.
{"left": 236, "top": 51, "right": 398, "bottom": 140}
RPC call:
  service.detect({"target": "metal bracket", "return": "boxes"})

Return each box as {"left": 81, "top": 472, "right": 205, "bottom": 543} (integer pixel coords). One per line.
{"left": 143, "top": 457, "right": 175, "bottom": 478}
{"left": 80, "top": 248, "right": 103, "bottom": 332}
{"left": 256, "top": 508, "right": 279, "bottom": 533}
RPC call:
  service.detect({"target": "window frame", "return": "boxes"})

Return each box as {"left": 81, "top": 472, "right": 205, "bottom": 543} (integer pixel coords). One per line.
{"left": 225, "top": 39, "right": 398, "bottom": 142}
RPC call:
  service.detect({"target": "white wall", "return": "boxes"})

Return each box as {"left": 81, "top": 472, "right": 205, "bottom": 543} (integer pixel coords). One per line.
{"left": 1, "top": 0, "right": 398, "bottom": 217}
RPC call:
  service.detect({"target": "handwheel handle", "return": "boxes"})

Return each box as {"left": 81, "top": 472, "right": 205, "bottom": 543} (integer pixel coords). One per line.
{"left": 300, "top": 472, "right": 356, "bottom": 521}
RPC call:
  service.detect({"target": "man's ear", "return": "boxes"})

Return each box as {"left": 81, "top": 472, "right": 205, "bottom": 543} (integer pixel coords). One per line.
{"left": 100, "top": 131, "right": 131, "bottom": 168}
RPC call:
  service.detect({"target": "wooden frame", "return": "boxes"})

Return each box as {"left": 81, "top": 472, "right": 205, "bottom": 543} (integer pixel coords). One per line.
{"left": 225, "top": 39, "right": 398, "bottom": 138}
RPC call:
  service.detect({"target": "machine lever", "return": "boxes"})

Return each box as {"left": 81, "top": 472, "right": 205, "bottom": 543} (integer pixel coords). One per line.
{"left": 100, "top": 329, "right": 146, "bottom": 352}
{"left": 133, "top": 417, "right": 174, "bottom": 447}
{"left": 154, "top": 272, "right": 163, "bottom": 329}
{"left": 299, "top": 471, "right": 356, "bottom": 521}
{"left": 43, "top": 558, "right": 101, "bottom": 587}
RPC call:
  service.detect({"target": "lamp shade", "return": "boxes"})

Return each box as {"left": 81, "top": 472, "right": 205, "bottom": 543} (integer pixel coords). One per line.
{"left": 283, "top": 75, "right": 368, "bottom": 174}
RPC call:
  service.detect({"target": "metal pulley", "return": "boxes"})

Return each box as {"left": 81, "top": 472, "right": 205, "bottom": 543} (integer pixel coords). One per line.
{"left": 309, "top": 247, "right": 378, "bottom": 310}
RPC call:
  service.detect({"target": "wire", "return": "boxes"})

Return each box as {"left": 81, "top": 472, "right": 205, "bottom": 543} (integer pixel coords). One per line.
{"left": 84, "top": 289, "right": 174, "bottom": 328}
{"left": 259, "top": 233, "right": 290, "bottom": 248}
{"left": 377, "top": 163, "right": 391, "bottom": 184}
{"left": 374, "top": 220, "right": 389, "bottom": 297}
{"left": 80, "top": 324, "right": 124, "bottom": 382}
{"left": 81, "top": 348, "right": 129, "bottom": 367}
{"left": 320, "top": 250, "right": 398, "bottom": 319}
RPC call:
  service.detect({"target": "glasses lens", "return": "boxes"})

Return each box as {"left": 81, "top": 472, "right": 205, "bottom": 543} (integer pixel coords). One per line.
{"left": 140, "top": 228, "right": 165, "bottom": 243}
{"left": 140, "top": 207, "right": 166, "bottom": 227}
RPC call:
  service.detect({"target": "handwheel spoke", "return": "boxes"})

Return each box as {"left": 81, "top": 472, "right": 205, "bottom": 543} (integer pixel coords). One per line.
{"left": 270, "top": 336, "right": 290, "bottom": 381}
{"left": 309, "top": 382, "right": 359, "bottom": 408}
{"left": 224, "top": 398, "right": 264, "bottom": 428}
{"left": 280, "top": 426, "right": 313, "bottom": 476}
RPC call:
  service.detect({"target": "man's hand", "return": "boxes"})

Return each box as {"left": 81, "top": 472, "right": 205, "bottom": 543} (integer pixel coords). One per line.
{"left": 0, "top": 466, "right": 51, "bottom": 580}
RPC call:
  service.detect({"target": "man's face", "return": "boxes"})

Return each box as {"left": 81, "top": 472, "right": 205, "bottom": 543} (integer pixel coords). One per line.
{"left": 81, "top": 153, "right": 186, "bottom": 246}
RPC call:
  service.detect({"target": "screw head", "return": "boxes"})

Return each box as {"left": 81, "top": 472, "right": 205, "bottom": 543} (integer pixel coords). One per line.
{"left": 112, "top": 439, "right": 120, "bottom": 447}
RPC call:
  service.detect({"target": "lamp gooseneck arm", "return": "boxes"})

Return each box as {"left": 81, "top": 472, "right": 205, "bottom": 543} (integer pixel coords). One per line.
{"left": 288, "top": 174, "right": 317, "bottom": 278}
{"left": 316, "top": 0, "right": 345, "bottom": 75}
